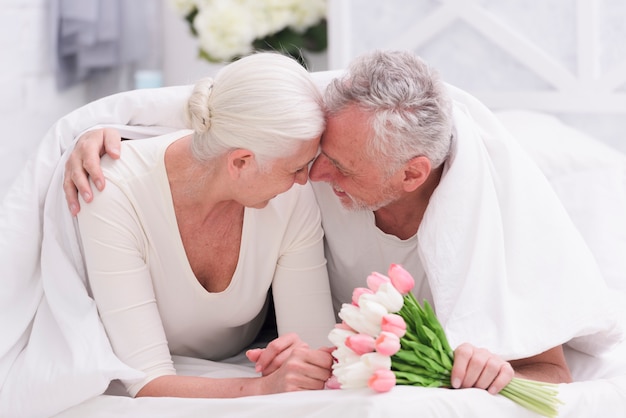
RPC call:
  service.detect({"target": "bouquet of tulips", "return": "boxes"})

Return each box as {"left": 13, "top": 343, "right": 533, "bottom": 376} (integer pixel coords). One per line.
{"left": 327, "top": 264, "right": 563, "bottom": 418}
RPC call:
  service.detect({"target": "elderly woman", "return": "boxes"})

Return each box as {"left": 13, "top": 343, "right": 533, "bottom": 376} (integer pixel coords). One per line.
{"left": 73, "top": 53, "right": 335, "bottom": 399}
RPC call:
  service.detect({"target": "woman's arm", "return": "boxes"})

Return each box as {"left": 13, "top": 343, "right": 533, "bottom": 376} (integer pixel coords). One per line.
{"left": 271, "top": 183, "right": 336, "bottom": 348}
{"left": 247, "top": 183, "right": 336, "bottom": 376}
{"left": 138, "top": 345, "right": 332, "bottom": 398}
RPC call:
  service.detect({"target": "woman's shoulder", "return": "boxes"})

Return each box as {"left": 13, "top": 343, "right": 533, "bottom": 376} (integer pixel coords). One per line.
{"left": 103, "top": 130, "right": 189, "bottom": 179}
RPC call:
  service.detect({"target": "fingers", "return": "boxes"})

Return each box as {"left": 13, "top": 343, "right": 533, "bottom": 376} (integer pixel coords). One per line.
{"left": 275, "top": 347, "right": 333, "bottom": 391}
{"left": 102, "top": 127, "right": 122, "bottom": 159}
{"left": 485, "top": 363, "right": 514, "bottom": 394}
{"left": 451, "top": 343, "right": 513, "bottom": 394}
{"left": 254, "top": 333, "right": 306, "bottom": 375}
{"left": 64, "top": 128, "right": 122, "bottom": 216}
{"left": 246, "top": 348, "right": 263, "bottom": 364}
{"left": 63, "top": 162, "right": 83, "bottom": 216}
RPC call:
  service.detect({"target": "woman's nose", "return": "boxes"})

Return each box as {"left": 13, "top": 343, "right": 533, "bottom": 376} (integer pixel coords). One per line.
{"left": 295, "top": 167, "right": 308, "bottom": 185}
{"left": 309, "top": 154, "right": 331, "bottom": 182}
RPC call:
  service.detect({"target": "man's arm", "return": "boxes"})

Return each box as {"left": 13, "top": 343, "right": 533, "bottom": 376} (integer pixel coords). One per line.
{"left": 509, "top": 345, "right": 572, "bottom": 383}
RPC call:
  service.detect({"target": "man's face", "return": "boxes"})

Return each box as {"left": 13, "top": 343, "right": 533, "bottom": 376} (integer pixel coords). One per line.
{"left": 309, "top": 105, "right": 402, "bottom": 211}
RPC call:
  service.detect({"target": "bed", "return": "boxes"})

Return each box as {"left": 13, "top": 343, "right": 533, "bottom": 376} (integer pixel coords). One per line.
{"left": 3, "top": 1, "right": 626, "bottom": 417}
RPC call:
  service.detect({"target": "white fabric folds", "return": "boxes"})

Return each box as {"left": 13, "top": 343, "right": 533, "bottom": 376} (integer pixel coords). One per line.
{"left": 420, "top": 85, "right": 623, "bottom": 359}
{"left": 0, "top": 86, "right": 190, "bottom": 417}
{"left": 0, "top": 74, "right": 622, "bottom": 416}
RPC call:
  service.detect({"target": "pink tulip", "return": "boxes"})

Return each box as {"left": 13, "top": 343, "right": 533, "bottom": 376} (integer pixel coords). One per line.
{"left": 346, "top": 334, "right": 376, "bottom": 355}
{"left": 381, "top": 313, "right": 406, "bottom": 338}
{"left": 325, "top": 375, "right": 341, "bottom": 390}
{"left": 368, "top": 369, "right": 396, "bottom": 393}
{"left": 375, "top": 331, "right": 401, "bottom": 356}
{"left": 352, "top": 287, "right": 374, "bottom": 306}
{"left": 387, "top": 264, "right": 415, "bottom": 294}
{"left": 366, "top": 272, "right": 391, "bottom": 292}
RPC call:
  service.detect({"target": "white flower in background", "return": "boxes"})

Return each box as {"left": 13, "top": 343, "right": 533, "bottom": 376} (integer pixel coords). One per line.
{"left": 285, "top": 0, "right": 326, "bottom": 32}
{"left": 170, "top": 0, "right": 327, "bottom": 63}
{"left": 193, "top": 0, "right": 257, "bottom": 62}
{"left": 251, "top": 0, "right": 293, "bottom": 38}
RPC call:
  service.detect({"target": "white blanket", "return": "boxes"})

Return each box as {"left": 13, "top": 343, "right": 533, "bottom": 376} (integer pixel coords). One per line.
{"left": 0, "top": 87, "right": 191, "bottom": 417}
{"left": 1, "top": 73, "right": 625, "bottom": 417}
{"left": 422, "top": 87, "right": 624, "bottom": 359}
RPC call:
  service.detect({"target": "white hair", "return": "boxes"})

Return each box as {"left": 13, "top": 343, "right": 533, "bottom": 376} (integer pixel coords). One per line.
{"left": 187, "top": 52, "right": 325, "bottom": 169}
{"left": 324, "top": 50, "right": 453, "bottom": 172}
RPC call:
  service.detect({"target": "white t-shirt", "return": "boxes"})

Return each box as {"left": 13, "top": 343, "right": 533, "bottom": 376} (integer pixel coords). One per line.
{"left": 312, "top": 181, "right": 433, "bottom": 316}
{"left": 77, "top": 131, "right": 335, "bottom": 396}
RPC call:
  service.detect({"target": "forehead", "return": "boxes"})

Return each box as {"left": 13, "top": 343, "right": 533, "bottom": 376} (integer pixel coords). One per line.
{"left": 321, "top": 106, "right": 373, "bottom": 168}
{"left": 278, "top": 136, "right": 320, "bottom": 168}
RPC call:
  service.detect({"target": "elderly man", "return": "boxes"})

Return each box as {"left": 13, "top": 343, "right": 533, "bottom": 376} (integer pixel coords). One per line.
{"left": 63, "top": 50, "right": 620, "bottom": 395}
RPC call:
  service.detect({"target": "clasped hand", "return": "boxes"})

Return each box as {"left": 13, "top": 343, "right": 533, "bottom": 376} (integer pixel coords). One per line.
{"left": 246, "top": 334, "right": 334, "bottom": 393}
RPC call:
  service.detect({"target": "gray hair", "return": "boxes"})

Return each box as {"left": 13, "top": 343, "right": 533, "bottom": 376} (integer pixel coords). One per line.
{"left": 324, "top": 50, "right": 453, "bottom": 172}
{"left": 187, "top": 52, "right": 325, "bottom": 169}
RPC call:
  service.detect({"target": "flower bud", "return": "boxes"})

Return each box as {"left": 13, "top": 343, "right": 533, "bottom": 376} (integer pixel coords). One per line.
{"left": 325, "top": 375, "right": 341, "bottom": 390}
{"left": 375, "top": 331, "right": 401, "bottom": 356}
{"left": 381, "top": 313, "right": 406, "bottom": 338}
{"left": 333, "top": 360, "right": 371, "bottom": 389}
{"left": 352, "top": 287, "right": 374, "bottom": 306}
{"left": 328, "top": 326, "right": 355, "bottom": 347}
{"left": 360, "top": 352, "right": 392, "bottom": 371}
{"left": 332, "top": 345, "right": 361, "bottom": 366}
{"left": 346, "top": 334, "right": 376, "bottom": 355}
{"left": 358, "top": 299, "right": 388, "bottom": 334}
{"left": 368, "top": 369, "right": 396, "bottom": 393}
{"left": 387, "top": 264, "right": 415, "bottom": 294}
{"left": 338, "top": 303, "right": 381, "bottom": 336}
{"left": 366, "top": 272, "right": 391, "bottom": 292}
{"left": 362, "top": 282, "right": 403, "bottom": 312}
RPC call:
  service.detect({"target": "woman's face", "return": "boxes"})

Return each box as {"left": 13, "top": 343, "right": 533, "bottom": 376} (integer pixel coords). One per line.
{"left": 241, "top": 136, "right": 320, "bottom": 208}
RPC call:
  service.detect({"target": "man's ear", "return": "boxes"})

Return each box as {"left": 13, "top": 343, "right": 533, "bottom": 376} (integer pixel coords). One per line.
{"left": 401, "top": 156, "right": 431, "bottom": 192}
{"left": 227, "top": 149, "right": 256, "bottom": 178}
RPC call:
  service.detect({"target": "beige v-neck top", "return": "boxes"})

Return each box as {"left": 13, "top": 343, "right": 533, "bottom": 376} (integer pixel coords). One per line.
{"left": 77, "top": 130, "right": 335, "bottom": 396}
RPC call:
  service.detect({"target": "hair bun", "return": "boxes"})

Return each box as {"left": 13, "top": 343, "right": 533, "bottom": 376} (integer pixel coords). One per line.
{"left": 187, "top": 77, "right": 215, "bottom": 134}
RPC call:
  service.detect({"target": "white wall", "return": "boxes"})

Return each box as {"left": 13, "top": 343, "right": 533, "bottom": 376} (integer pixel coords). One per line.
{"left": 0, "top": 0, "right": 88, "bottom": 197}
{"left": 327, "top": 0, "right": 626, "bottom": 153}
{"left": 0, "top": 0, "right": 329, "bottom": 198}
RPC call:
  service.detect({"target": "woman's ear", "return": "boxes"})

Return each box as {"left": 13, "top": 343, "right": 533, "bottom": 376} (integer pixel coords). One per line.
{"left": 401, "top": 156, "right": 431, "bottom": 192}
{"left": 227, "top": 149, "right": 256, "bottom": 178}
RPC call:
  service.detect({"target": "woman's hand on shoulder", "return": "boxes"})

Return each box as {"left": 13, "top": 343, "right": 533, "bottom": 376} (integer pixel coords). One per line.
{"left": 64, "top": 127, "right": 123, "bottom": 216}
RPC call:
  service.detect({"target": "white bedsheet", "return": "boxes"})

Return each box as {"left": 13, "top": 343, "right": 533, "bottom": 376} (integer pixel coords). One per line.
{"left": 54, "top": 348, "right": 626, "bottom": 418}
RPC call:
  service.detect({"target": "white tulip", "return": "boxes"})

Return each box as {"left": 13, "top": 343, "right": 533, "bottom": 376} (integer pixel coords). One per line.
{"left": 338, "top": 304, "right": 381, "bottom": 337}
{"left": 360, "top": 282, "right": 404, "bottom": 313}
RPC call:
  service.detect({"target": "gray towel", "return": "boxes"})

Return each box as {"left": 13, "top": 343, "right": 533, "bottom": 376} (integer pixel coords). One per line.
{"left": 52, "top": 0, "right": 160, "bottom": 92}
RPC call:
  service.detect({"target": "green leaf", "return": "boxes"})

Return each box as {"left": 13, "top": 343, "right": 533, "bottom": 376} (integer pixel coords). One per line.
{"left": 184, "top": 7, "right": 199, "bottom": 37}
{"left": 301, "top": 19, "right": 327, "bottom": 52}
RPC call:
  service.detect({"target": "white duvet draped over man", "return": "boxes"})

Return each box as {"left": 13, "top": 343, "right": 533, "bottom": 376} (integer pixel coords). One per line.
{"left": 0, "top": 63, "right": 624, "bottom": 416}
